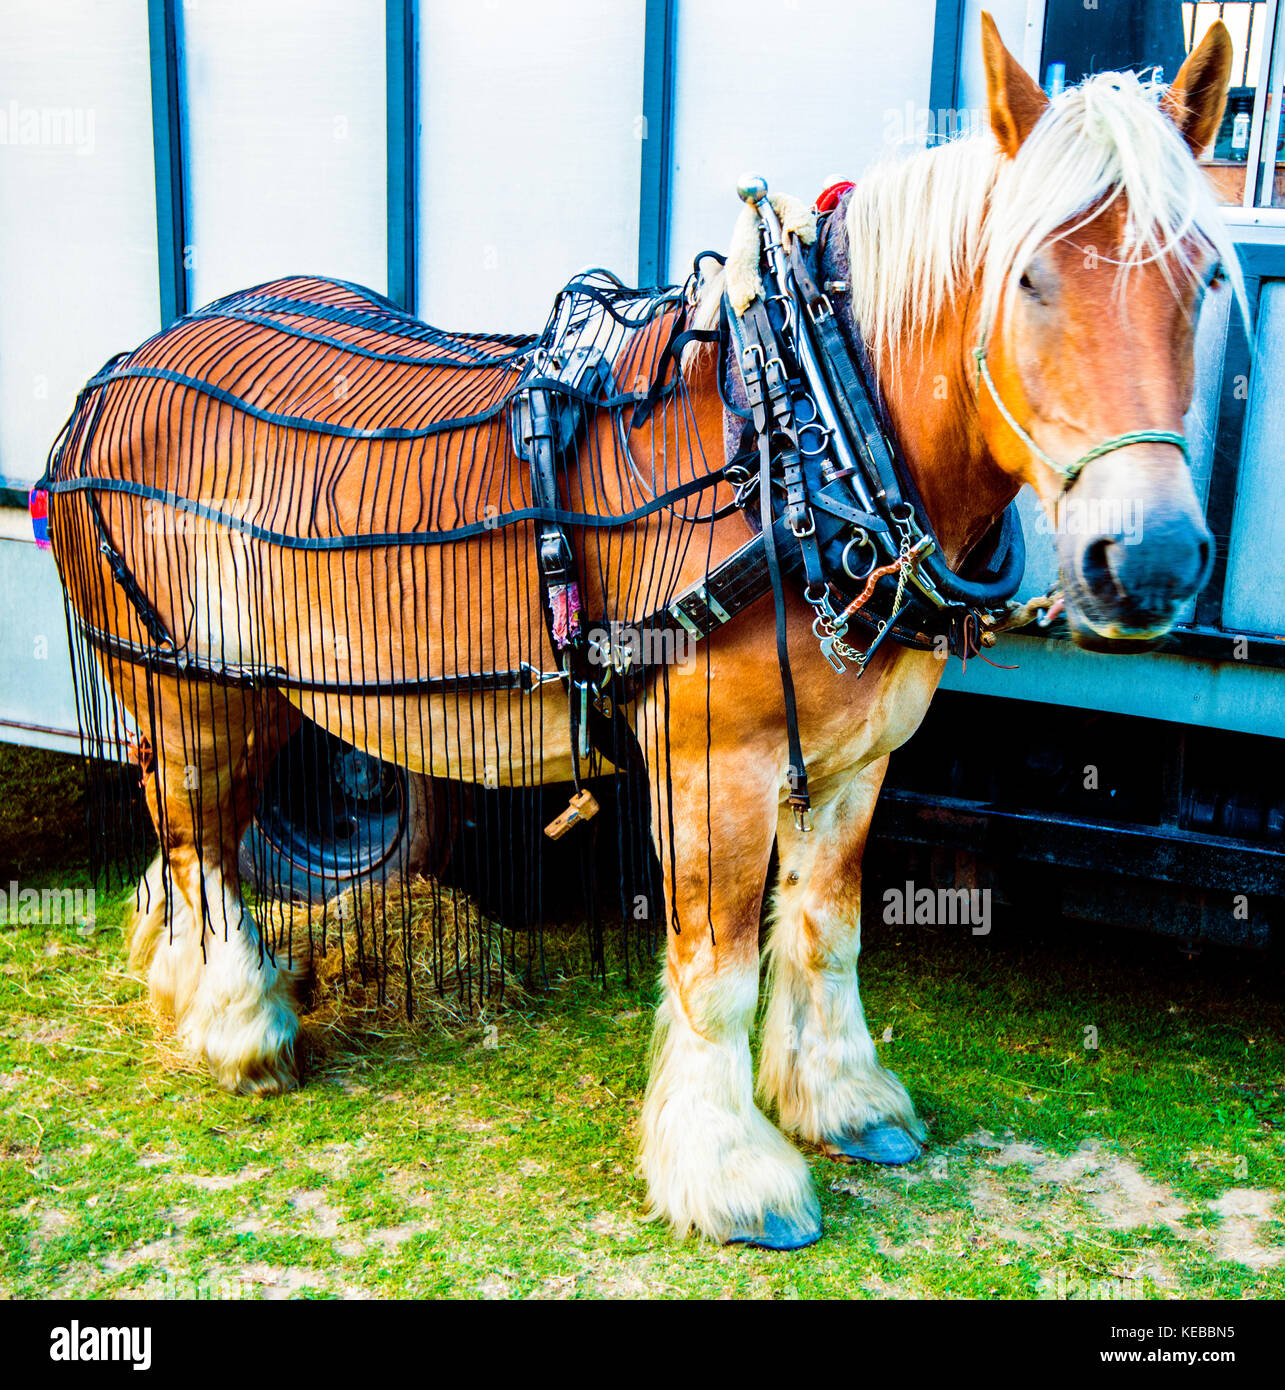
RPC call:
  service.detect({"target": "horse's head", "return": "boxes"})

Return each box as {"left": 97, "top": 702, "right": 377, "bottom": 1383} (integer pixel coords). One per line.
{"left": 975, "top": 13, "right": 1239, "bottom": 651}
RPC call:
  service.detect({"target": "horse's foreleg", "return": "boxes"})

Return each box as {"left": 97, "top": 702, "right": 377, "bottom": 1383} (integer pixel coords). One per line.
{"left": 758, "top": 756, "right": 924, "bottom": 1163}
{"left": 639, "top": 751, "right": 820, "bottom": 1248}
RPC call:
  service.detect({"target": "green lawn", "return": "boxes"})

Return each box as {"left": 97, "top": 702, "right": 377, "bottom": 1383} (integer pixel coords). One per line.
{"left": 1, "top": 861, "right": 1283, "bottom": 1300}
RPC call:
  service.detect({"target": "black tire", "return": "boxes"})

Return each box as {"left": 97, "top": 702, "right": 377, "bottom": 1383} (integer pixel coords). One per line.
{"left": 237, "top": 720, "right": 429, "bottom": 906}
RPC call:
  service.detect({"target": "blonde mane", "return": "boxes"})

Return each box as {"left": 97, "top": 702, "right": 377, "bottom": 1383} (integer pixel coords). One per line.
{"left": 689, "top": 68, "right": 1246, "bottom": 374}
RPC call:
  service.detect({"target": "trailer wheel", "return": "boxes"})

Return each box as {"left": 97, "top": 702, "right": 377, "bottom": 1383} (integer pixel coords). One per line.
{"left": 237, "top": 720, "right": 433, "bottom": 906}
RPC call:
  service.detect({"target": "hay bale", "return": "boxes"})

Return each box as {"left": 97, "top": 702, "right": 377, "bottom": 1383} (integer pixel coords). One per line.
{"left": 252, "top": 874, "right": 603, "bottom": 1049}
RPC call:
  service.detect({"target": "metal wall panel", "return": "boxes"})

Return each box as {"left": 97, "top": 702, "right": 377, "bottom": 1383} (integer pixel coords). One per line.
{"left": 940, "top": 628, "right": 1285, "bottom": 739}
{"left": 1222, "top": 279, "right": 1285, "bottom": 635}
{"left": 0, "top": 0, "right": 159, "bottom": 487}
{"left": 957, "top": 0, "right": 1044, "bottom": 110}
{"left": 0, "top": 526, "right": 91, "bottom": 754}
{"left": 415, "top": 0, "right": 646, "bottom": 331}
{"left": 182, "top": 0, "right": 387, "bottom": 309}
{"left": 666, "top": 0, "right": 936, "bottom": 285}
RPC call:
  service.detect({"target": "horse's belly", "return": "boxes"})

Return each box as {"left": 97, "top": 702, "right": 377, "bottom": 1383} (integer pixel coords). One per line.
{"left": 279, "top": 687, "right": 598, "bottom": 787}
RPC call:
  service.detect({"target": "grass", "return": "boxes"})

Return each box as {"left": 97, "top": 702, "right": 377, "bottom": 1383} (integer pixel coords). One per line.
{"left": 1, "top": 857, "right": 1283, "bottom": 1300}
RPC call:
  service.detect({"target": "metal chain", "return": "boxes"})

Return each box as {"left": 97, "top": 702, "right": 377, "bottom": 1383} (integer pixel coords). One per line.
{"left": 809, "top": 533, "right": 924, "bottom": 674}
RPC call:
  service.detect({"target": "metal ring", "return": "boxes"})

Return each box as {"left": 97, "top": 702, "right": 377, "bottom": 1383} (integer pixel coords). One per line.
{"left": 841, "top": 533, "right": 878, "bottom": 582}
{"left": 803, "top": 581, "right": 829, "bottom": 606}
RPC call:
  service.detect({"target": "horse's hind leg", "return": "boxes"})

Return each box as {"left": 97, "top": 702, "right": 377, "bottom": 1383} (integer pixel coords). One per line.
{"left": 128, "top": 850, "right": 197, "bottom": 1019}
{"left": 127, "top": 677, "right": 301, "bottom": 1095}
{"left": 758, "top": 757, "right": 924, "bottom": 1162}
{"left": 639, "top": 745, "right": 819, "bottom": 1248}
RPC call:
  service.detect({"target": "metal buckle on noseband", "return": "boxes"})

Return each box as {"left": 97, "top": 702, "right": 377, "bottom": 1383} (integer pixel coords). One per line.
{"left": 972, "top": 340, "right": 1190, "bottom": 490}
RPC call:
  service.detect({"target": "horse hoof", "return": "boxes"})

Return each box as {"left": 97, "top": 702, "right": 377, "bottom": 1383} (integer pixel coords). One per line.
{"left": 726, "top": 1209, "right": 823, "bottom": 1251}
{"left": 824, "top": 1123, "right": 923, "bottom": 1166}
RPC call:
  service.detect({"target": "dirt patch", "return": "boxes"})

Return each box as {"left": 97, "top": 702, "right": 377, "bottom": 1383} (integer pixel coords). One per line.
{"left": 177, "top": 1165, "right": 269, "bottom": 1190}
{"left": 382, "top": 1164, "right": 437, "bottom": 1208}
{"left": 365, "top": 1220, "right": 430, "bottom": 1248}
{"left": 99, "top": 1235, "right": 184, "bottom": 1275}
{"left": 288, "top": 1189, "right": 344, "bottom": 1238}
{"left": 234, "top": 1260, "right": 327, "bottom": 1300}
{"left": 28, "top": 1206, "right": 73, "bottom": 1252}
{"left": 1209, "top": 1188, "right": 1285, "bottom": 1270}
{"left": 971, "top": 1132, "right": 1191, "bottom": 1233}
{"left": 964, "top": 1167, "right": 1044, "bottom": 1248}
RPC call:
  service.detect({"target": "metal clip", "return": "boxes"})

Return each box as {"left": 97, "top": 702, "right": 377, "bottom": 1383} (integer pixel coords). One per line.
{"left": 817, "top": 633, "right": 847, "bottom": 674}
{"left": 578, "top": 680, "right": 590, "bottom": 759}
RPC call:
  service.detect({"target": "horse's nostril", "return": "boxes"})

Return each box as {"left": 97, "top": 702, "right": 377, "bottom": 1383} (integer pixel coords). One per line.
{"left": 1081, "top": 537, "right": 1123, "bottom": 607}
{"left": 1196, "top": 533, "right": 1213, "bottom": 585}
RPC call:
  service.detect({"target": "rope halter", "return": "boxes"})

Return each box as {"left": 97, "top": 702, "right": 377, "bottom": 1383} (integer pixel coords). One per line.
{"left": 973, "top": 337, "right": 1189, "bottom": 490}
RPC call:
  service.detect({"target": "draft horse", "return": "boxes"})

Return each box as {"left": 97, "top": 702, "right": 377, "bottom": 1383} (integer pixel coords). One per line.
{"left": 42, "top": 16, "right": 1238, "bottom": 1246}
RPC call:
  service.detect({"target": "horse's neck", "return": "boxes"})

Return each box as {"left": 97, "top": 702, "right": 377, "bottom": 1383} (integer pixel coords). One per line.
{"left": 874, "top": 317, "right": 1017, "bottom": 569}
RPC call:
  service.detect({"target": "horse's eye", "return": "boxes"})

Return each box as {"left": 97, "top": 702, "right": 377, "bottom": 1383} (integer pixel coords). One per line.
{"left": 1018, "top": 270, "right": 1039, "bottom": 298}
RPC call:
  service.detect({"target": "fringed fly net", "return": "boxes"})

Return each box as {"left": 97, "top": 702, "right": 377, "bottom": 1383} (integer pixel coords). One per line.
{"left": 42, "top": 268, "right": 733, "bottom": 1007}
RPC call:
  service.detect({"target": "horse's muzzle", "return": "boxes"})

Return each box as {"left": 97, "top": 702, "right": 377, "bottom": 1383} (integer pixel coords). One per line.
{"left": 1062, "top": 505, "right": 1214, "bottom": 652}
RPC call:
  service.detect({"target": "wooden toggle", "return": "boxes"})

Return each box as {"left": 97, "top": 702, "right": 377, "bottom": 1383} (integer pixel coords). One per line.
{"left": 544, "top": 789, "right": 599, "bottom": 840}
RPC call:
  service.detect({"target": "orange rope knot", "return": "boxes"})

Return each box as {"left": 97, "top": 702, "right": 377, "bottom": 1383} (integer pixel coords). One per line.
{"left": 837, "top": 554, "right": 911, "bottom": 624}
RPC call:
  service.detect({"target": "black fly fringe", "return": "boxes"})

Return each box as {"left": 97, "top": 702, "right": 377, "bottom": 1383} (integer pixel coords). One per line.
{"left": 38, "top": 268, "right": 725, "bottom": 1014}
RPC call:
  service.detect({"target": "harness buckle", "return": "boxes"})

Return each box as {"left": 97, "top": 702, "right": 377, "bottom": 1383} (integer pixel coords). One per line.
{"left": 808, "top": 293, "right": 834, "bottom": 323}
{"left": 577, "top": 680, "right": 590, "bottom": 760}
{"left": 668, "top": 583, "right": 731, "bottom": 639}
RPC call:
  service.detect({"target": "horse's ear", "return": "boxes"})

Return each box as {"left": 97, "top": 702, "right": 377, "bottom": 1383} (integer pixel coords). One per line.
{"left": 1161, "top": 21, "right": 1233, "bottom": 156}
{"left": 980, "top": 11, "right": 1049, "bottom": 158}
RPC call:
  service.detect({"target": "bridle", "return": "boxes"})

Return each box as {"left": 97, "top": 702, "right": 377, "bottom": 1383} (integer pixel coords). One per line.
{"left": 972, "top": 332, "right": 1190, "bottom": 491}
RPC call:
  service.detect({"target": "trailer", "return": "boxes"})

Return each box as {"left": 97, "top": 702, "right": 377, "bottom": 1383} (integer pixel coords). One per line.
{"left": 3, "top": 0, "right": 1283, "bottom": 946}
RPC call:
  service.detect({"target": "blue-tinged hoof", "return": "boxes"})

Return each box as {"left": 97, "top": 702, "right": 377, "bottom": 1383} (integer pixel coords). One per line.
{"left": 824, "top": 1123, "right": 923, "bottom": 1166}
{"left": 726, "top": 1208, "right": 823, "bottom": 1250}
